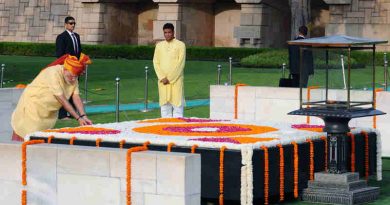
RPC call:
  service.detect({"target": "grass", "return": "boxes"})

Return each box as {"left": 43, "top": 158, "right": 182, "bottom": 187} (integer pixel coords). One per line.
{"left": 1, "top": 55, "right": 390, "bottom": 204}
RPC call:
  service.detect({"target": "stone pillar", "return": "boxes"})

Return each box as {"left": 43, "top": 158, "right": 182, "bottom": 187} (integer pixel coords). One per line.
{"left": 233, "top": 0, "right": 269, "bottom": 48}
{"left": 152, "top": 1, "right": 183, "bottom": 41}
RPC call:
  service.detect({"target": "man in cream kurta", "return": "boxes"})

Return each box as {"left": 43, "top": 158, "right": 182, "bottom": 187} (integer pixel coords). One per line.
{"left": 11, "top": 55, "right": 92, "bottom": 141}
{"left": 153, "top": 23, "right": 186, "bottom": 118}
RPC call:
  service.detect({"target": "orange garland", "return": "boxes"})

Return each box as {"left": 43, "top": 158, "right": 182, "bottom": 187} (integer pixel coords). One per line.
{"left": 291, "top": 141, "right": 299, "bottom": 198}
{"left": 234, "top": 83, "right": 247, "bottom": 119}
{"left": 143, "top": 141, "right": 151, "bottom": 148}
{"left": 277, "top": 144, "right": 285, "bottom": 202}
{"left": 320, "top": 136, "right": 327, "bottom": 171}
{"left": 306, "top": 86, "right": 320, "bottom": 124}
{"left": 119, "top": 140, "right": 126, "bottom": 149}
{"left": 126, "top": 146, "right": 148, "bottom": 205}
{"left": 21, "top": 190, "right": 27, "bottom": 205}
{"left": 361, "top": 131, "right": 370, "bottom": 180}
{"left": 47, "top": 136, "right": 54, "bottom": 144}
{"left": 191, "top": 144, "right": 198, "bottom": 153}
{"left": 69, "top": 136, "right": 76, "bottom": 145}
{"left": 167, "top": 142, "right": 175, "bottom": 152}
{"left": 22, "top": 140, "right": 45, "bottom": 186}
{"left": 261, "top": 146, "right": 269, "bottom": 205}
{"left": 306, "top": 139, "right": 314, "bottom": 181}
{"left": 96, "top": 138, "right": 102, "bottom": 147}
{"left": 347, "top": 133, "right": 356, "bottom": 172}
{"left": 219, "top": 146, "right": 227, "bottom": 205}
{"left": 133, "top": 123, "right": 278, "bottom": 137}
{"left": 373, "top": 88, "right": 383, "bottom": 128}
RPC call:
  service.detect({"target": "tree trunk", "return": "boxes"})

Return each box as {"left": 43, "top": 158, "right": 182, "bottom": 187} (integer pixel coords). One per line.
{"left": 289, "top": 0, "right": 311, "bottom": 40}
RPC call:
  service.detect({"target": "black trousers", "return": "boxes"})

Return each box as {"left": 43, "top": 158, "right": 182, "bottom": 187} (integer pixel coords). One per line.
{"left": 291, "top": 74, "right": 309, "bottom": 88}
{"left": 58, "top": 98, "right": 74, "bottom": 119}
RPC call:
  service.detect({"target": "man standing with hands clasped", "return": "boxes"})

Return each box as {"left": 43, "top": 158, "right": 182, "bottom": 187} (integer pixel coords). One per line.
{"left": 153, "top": 23, "right": 186, "bottom": 118}
{"left": 56, "top": 16, "right": 82, "bottom": 119}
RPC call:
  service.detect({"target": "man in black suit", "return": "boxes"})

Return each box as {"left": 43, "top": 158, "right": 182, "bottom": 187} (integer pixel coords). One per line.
{"left": 56, "top": 16, "right": 82, "bottom": 119}
{"left": 288, "top": 25, "right": 314, "bottom": 88}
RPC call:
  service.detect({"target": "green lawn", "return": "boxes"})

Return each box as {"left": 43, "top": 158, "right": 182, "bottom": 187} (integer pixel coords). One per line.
{"left": 1, "top": 55, "right": 390, "bottom": 204}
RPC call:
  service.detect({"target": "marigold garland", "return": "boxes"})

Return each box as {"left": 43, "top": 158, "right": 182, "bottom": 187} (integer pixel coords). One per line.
{"left": 126, "top": 146, "right": 148, "bottom": 205}
{"left": 361, "top": 131, "right": 370, "bottom": 180}
{"left": 347, "top": 133, "right": 356, "bottom": 172}
{"left": 291, "top": 141, "right": 299, "bottom": 198}
{"left": 306, "top": 86, "right": 320, "bottom": 124}
{"left": 44, "top": 126, "right": 120, "bottom": 134}
{"left": 143, "top": 141, "right": 151, "bottom": 148}
{"left": 306, "top": 139, "right": 314, "bottom": 181}
{"left": 167, "top": 142, "right": 175, "bottom": 152}
{"left": 219, "top": 146, "right": 227, "bottom": 205}
{"left": 47, "top": 136, "right": 54, "bottom": 144}
{"left": 261, "top": 145, "right": 269, "bottom": 205}
{"left": 320, "top": 136, "right": 328, "bottom": 171}
{"left": 96, "top": 138, "right": 102, "bottom": 147}
{"left": 133, "top": 123, "right": 278, "bottom": 137}
{"left": 69, "top": 136, "right": 77, "bottom": 145}
{"left": 191, "top": 144, "right": 198, "bottom": 153}
{"left": 22, "top": 140, "right": 45, "bottom": 186}
{"left": 22, "top": 190, "right": 27, "bottom": 205}
{"left": 277, "top": 144, "right": 285, "bottom": 202}
{"left": 119, "top": 140, "right": 126, "bottom": 149}
{"left": 234, "top": 83, "right": 247, "bottom": 119}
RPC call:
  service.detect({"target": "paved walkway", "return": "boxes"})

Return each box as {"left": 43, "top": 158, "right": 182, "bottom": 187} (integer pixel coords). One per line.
{"left": 85, "top": 99, "right": 210, "bottom": 114}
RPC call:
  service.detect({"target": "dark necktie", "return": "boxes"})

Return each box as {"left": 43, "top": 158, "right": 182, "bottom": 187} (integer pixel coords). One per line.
{"left": 71, "top": 33, "right": 79, "bottom": 54}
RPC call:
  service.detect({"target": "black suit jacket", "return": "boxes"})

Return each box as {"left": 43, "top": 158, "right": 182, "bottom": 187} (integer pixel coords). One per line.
{"left": 288, "top": 36, "right": 314, "bottom": 75}
{"left": 56, "top": 31, "right": 82, "bottom": 59}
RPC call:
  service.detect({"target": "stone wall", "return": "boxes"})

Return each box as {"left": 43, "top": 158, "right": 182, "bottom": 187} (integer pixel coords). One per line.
{"left": 0, "top": 143, "right": 201, "bottom": 205}
{"left": 0, "top": 0, "right": 389, "bottom": 48}
{"left": 325, "top": 0, "right": 390, "bottom": 50}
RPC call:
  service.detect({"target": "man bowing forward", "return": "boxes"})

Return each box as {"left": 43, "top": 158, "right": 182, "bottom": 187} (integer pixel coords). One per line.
{"left": 153, "top": 23, "right": 186, "bottom": 118}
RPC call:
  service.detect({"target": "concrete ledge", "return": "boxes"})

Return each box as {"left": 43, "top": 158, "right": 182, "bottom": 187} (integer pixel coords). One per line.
{"left": 0, "top": 143, "right": 201, "bottom": 205}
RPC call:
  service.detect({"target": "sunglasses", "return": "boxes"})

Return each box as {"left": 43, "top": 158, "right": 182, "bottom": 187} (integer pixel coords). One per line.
{"left": 67, "top": 22, "right": 76, "bottom": 25}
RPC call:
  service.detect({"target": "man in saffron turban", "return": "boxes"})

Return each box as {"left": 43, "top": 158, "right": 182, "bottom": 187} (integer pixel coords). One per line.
{"left": 11, "top": 54, "right": 93, "bottom": 141}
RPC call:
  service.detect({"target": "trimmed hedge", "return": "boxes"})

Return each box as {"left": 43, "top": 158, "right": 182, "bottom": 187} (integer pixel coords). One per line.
{"left": 0, "top": 42, "right": 263, "bottom": 61}
{"left": 240, "top": 49, "right": 385, "bottom": 68}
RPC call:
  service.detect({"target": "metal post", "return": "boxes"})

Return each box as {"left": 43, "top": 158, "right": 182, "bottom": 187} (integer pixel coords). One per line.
{"left": 83, "top": 65, "right": 90, "bottom": 104}
{"left": 282, "top": 63, "right": 286, "bottom": 78}
{"left": 340, "top": 55, "right": 346, "bottom": 89}
{"left": 140, "top": 66, "right": 151, "bottom": 112}
{"left": 384, "top": 53, "right": 388, "bottom": 91}
{"left": 385, "top": 60, "right": 388, "bottom": 91}
{"left": 217, "top": 64, "right": 221, "bottom": 85}
{"left": 229, "top": 57, "right": 233, "bottom": 85}
{"left": 115, "top": 77, "right": 120, "bottom": 122}
{"left": 0, "top": 64, "right": 4, "bottom": 88}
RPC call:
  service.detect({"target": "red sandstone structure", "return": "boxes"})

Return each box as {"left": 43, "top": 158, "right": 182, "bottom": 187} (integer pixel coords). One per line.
{"left": 0, "top": 0, "right": 389, "bottom": 49}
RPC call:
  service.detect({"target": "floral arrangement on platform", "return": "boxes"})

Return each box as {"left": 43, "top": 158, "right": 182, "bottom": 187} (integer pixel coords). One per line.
{"left": 27, "top": 117, "right": 329, "bottom": 150}
{"left": 26, "top": 117, "right": 382, "bottom": 205}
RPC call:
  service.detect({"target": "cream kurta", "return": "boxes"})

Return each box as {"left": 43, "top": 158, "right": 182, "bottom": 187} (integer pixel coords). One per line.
{"left": 11, "top": 65, "right": 79, "bottom": 137}
{"left": 153, "top": 38, "right": 186, "bottom": 107}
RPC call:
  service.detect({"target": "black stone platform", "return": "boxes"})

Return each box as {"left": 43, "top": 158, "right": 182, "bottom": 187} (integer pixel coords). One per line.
{"left": 303, "top": 172, "right": 379, "bottom": 205}
{"left": 30, "top": 132, "right": 379, "bottom": 203}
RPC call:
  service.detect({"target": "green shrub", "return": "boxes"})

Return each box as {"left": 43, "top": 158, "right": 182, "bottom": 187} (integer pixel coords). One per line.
{"left": 240, "top": 49, "right": 288, "bottom": 68}
{"left": 240, "top": 49, "right": 365, "bottom": 69}
{"left": 0, "top": 42, "right": 262, "bottom": 61}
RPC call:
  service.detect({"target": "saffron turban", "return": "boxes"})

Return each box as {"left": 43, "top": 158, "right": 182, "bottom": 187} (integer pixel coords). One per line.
{"left": 45, "top": 53, "right": 92, "bottom": 76}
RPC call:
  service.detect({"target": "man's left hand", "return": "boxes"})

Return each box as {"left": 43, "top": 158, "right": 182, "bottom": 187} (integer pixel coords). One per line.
{"left": 78, "top": 116, "right": 93, "bottom": 126}
{"left": 160, "top": 77, "right": 170, "bottom": 85}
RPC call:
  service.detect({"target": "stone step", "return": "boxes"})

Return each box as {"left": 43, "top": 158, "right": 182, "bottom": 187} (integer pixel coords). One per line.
{"left": 307, "top": 180, "right": 367, "bottom": 191}
{"left": 303, "top": 186, "right": 380, "bottom": 205}
{"left": 315, "top": 172, "right": 360, "bottom": 183}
